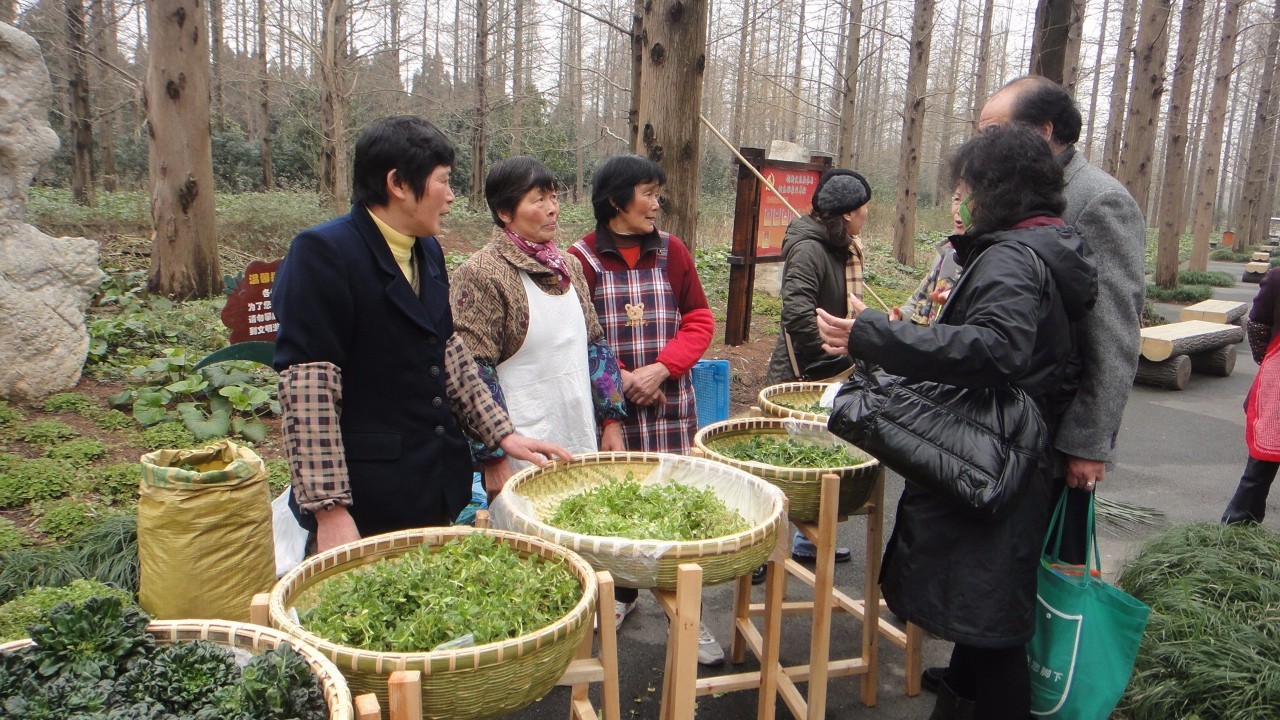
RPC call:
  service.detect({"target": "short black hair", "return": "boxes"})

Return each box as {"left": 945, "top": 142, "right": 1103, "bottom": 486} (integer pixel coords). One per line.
{"left": 485, "top": 156, "right": 559, "bottom": 226}
{"left": 949, "top": 125, "right": 1065, "bottom": 236}
{"left": 351, "top": 116, "right": 456, "bottom": 207}
{"left": 1002, "top": 75, "right": 1082, "bottom": 146}
{"left": 591, "top": 154, "right": 666, "bottom": 229}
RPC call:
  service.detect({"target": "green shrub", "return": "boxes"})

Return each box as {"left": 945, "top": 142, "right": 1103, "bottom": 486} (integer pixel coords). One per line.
{"left": 0, "top": 578, "right": 135, "bottom": 642}
{"left": 86, "top": 406, "right": 135, "bottom": 431}
{"left": 46, "top": 438, "right": 107, "bottom": 466}
{"left": 1144, "top": 283, "right": 1215, "bottom": 304}
{"left": 93, "top": 462, "right": 142, "bottom": 503}
{"left": 40, "top": 392, "right": 95, "bottom": 414}
{"left": 139, "top": 422, "right": 199, "bottom": 450}
{"left": 0, "top": 517, "right": 24, "bottom": 552}
{"left": 1116, "top": 523, "right": 1280, "bottom": 720}
{"left": 1177, "top": 269, "right": 1235, "bottom": 287}
{"left": 35, "top": 498, "right": 108, "bottom": 541}
{"left": 266, "top": 458, "right": 291, "bottom": 493}
{"left": 13, "top": 419, "right": 80, "bottom": 448}
{"left": 1140, "top": 299, "right": 1167, "bottom": 328}
{"left": 0, "top": 457, "right": 79, "bottom": 508}
{"left": 1208, "top": 248, "right": 1250, "bottom": 262}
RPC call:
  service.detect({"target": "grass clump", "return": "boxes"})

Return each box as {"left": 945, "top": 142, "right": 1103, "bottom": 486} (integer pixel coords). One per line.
{"left": 0, "top": 517, "right": 25, "bottom": 551}
{"left": 12, "top": 419, "right": 79, "bottom": 449}
{"left": 0, "top": 401, "right": 25, "bottom": 431}
{"left": 0, "top": 578, "right": 135, "bottom": 642}
{"left": 46, "top": 438, "right": 107, "bottom": 466}
{"left": 1177, "top": 269, "right": 1235, "bottom": 287}
{"left": 0, "top": 512, "right": 138, "bottom": 603}
{"left": 35, "top": 498, "right": 107, "bottom": 541}
{"left": 0, "top": 457, "right": 79, "bottom": 508}
{"left": 139, "top": 422, "right": 199, "bottom": 450}
{"left": 0, "top": 546, "right": 85, "bottom": 603}
{"left": 1144, "top": 283, "right": 1215, "bottom": 304}
{"left": 40, "top": 392, "right": 95, "bottom": 414}
{"left": 1208, "top": 248, "right": 1250, "bottom": 262}
{"left": 1115, "top": 522, "right": 1280, "bottom": 719}
{"left": 93, "top": 461, "right": 142, "bottom": 503}
{"left": 86, "top": 407, "right": 136, "bottom": 431}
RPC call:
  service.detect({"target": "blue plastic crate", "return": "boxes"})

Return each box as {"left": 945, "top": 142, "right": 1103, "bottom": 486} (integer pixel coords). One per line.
{"left": 691, "top": 359, "right": 731, "bottom": 428}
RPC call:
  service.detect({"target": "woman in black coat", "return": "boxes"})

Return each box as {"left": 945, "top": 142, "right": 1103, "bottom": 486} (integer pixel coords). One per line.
{"left": 818, "top": 126, "right": 1097, "bottom": 720}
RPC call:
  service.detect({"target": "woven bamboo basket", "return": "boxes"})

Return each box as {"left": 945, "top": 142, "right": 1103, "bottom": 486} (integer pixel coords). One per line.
{"left": 491, "top": 451, "right": 787, "bottom": 590}
{"left": 269, "top": 526, "right": 597, "bottom": 720}
{"left": 0, "top": 619, "right": 353, "bottom": 720}
{"left": 693, "top": 417, "right": 880, "bottom": 523}
{"left": 758, "top": 381, "right": 837, "bottom": 423}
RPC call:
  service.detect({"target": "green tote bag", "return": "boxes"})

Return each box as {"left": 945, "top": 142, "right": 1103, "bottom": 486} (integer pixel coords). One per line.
{"left": 1027, "top": 494, "right": 1150, "bottom": 719}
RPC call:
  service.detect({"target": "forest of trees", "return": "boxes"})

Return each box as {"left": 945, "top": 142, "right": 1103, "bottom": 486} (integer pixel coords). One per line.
{"left": 5, "top": 0, "right": 1280, "bottom": 295}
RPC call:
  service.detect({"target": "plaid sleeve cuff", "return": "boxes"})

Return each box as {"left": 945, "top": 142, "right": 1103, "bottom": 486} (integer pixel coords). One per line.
{"left": 444, "top": 334, "right": 515, "bottom": 449}
{"left": 279, "top": 361, "right": 352, "bottom": 513}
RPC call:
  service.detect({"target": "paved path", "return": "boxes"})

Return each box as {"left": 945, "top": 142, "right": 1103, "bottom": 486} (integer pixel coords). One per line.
{"left": 519, "top": 259, "right": 1273, "bottom": 720}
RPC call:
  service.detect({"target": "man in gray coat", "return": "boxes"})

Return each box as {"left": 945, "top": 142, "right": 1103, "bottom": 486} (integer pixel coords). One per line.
{"left": 919, "top": 75, "right": 1146, "bottom": 693}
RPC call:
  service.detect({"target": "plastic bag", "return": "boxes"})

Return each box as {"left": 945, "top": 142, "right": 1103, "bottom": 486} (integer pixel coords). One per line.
{"left": 272, "top": 488, "right": 309, "bottom": 576}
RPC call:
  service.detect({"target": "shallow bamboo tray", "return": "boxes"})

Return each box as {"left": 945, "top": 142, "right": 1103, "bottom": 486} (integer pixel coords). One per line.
{"left": 269, "top": 526, "right": 597, "bottom": 720}
{"left": 694, "top": 417, "right": 879, "bottom": 523}
{"left": 0, "top": 619, "right": 354, "bottom": 720}
{"left": 492, "top": 451, "right": 786, "bottom": 590}
{"left": 759, "top": 381, "right": 838, "bottom": 423}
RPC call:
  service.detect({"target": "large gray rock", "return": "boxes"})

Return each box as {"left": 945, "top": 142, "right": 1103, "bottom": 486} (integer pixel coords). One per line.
{"left": 0, "top": 23, "right": 103, "bottom": 400}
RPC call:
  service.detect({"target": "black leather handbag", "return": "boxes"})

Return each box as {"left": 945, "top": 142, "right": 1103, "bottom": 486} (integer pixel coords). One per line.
{"left": 827, "top": 360, "right": 1048, "bottom": 523}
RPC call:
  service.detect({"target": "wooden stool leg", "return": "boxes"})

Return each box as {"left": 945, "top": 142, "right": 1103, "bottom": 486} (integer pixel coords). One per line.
{"left": 860, "top": 470, "right": 884, "bottom": 706}
{"left": 805, "top": 473, "right": 840, "bottom": 720}
{"left": 757, "top": 519, "right": 789, "bottom": 720}
{"left": 904, "top": 622, "right": 925, "bottom": 697}
{"left": 250, "top": 593, "right": 270, "bottom": 626}
{"left": 730, "top": 572, "right": 751, "bottom": 664}
{"left": 597, "top": 572, "right": 621, "bottom": 720}
{"left": 474, "top": 509, "right": 490, "bottom": 529}
{"left": 387, "top": 670, "right": 423, "bottom": 720}
{"left": 660, "top": 564, "right": 702, "bottom": 720}
{"left": 354, "top": 694, "right": 381, "bottom": 720}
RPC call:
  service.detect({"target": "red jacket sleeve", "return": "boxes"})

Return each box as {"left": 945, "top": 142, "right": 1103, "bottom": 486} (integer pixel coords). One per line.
{"left": 655, "top": 236, "right": 714, "bottom": 377}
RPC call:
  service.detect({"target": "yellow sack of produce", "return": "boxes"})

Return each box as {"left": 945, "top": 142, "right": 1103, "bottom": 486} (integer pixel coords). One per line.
{"left": 137, "top": 439, "right": 275, "bottom": 621}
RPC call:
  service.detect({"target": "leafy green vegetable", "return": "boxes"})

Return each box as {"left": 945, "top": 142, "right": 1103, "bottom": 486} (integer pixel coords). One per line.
{"left": 202, "top": 643, "right": 328, "bottom": 720}
{"left": 300, "top": 532, "right": 581, "bottom": 652}
{"left": 774, "top": 399, "right": 830, "bottom": 416}
{"left": 547, "top": 475, "right": 748, "bottom": 541}
{"left": 123, "top": 640, "right": 237, "bottom": 713}
{"left": 26, "top": 596, "right": 153, "bottom": 679}
{"left": 709, "top": 434, "right": 867, "bottom": 468}
{"left": 0, "top": 580, "right": 135, "bottom": 643}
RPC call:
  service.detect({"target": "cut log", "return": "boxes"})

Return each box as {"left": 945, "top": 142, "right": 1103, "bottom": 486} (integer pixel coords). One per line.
{"left": 1246, "top": 261, "right": 1271, "bottom": 273}
{"left": 1180, "top": 300, "right": 1248, "bottom": 325}
{"left": 1190, "top": 343, "right": 1237, "bottom": 377}
{"left": 1135, "top": 354, "right": 1192, "bottom": 390}
{"left": 1244, "top": 270, "right": 1267, "bottom": 284}
{"left": 1260, "top": 245, "right": 1277, "bottom": 252}
{"left": 1139, "top": 321, "right": 1245, "bottom": 361}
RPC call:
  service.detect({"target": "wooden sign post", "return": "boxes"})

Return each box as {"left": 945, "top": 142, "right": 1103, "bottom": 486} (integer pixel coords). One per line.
{"left": 724, "top": 149, "right": 831, "bottom": 345}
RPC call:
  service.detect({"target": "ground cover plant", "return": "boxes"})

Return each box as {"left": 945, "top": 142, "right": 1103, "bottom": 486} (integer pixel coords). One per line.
{"left": 709, "top": 435, "right": 867, "bottom": 468}
{"left": 547, "top": 475, "right": 748, "bottom": 540}
{"left": 1115, "top": 522, "right": 1280, "bottom": 720}
{"left": 1144, "top": 282, "right": 1214, "bottom": 304}
{"left": 298, "top": 532, "right": 581, "bottom": 652}
{"left": 0, "top": 579, "right": 135, "bottom": 642}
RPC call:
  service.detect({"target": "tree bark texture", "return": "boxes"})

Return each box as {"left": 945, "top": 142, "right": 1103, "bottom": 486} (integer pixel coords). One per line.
{"left": 1103, "top": 0, "right": 1139, "bottom": 174}
{"left": 1116, "top": 0, "right": 1171, "bottom": 213}
{"left": 66, "top": 0, "right": 95, "bottom": 207}
{"left": 1189, "top": 0, "right": 1241, "bottom": 270}
{"left": 511, "top": 0, "right": 524, "bottom": 154}
{"left": 319, "top": 0, "right": 350, "bottom": 206}
{"left": 971, "top": 0, "right": 994, "bottom": 132}
{"left": 1030, "top": 0, "right": 1084, "bottom": 91}
{"left": 1189, "top": 343, "right": 1237, "bottom": 377}
{"left": 92, "top": 0, "right": 118, "bottom": 192}
{"left": 256, "top": 0, "right": 272, "bottom": 190}
{"left": 1153, "top": 0, "right": 1203, "bottom": 288}
{"left": 144, "top": 0, "right": 221, "bottom": 300}
{"left": 635, "top": 0, "right": 709, "bottom": 251}
{"left": 1135, "top": 354, "right": 1191, "bottom": 390}
{"left": 892, "top": 0, "right": 933, "bottom": 266}
{"left": 1238, "top": 0, "right": 1280, "bottom": 248}
{"left": 209, "top": 0, "right": 223, "bottom": 128}
{"left": 1084, "top": 0, "right": 1110, "bottom": 158}
{"left": 470, "top": 0, "right": 488, "bottom": 209}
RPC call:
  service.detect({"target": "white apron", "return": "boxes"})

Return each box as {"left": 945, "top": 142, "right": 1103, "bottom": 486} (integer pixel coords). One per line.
{"left": 497, "top": 272, "right": 598, "bottom": 470}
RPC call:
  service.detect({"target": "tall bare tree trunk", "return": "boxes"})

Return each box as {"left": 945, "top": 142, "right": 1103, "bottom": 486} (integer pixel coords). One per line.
{"left": 1239, "top": 0, "right": 1280, "bottom": 248}
{"left": 786, "top": 0, "right": 804, "bottom": 142}
{"left": 208, "top": 0, "right": 224, "bottom": 129}
{"left": 731, "top": 0, "right": 750, "bottom": 145}
{"left": 1031, "top": 0, "right": 1085, "bottom": 91}
{"left": 145, "top": 0, "right": 220, "bottom": 299}
{"left": 66, "top": 0, "right": 95, "bottom": 206}
{"left": 1188, "top": 0, "right": 1240, "bottom": 269}
{"left": 1116, "top": 0, "right": 1171, "bottom": 213}
{"left": 511, "top": 0, "right": 524, "bottom": 153}
{"left": 629, "top": 0, "right": 643, "bottom": 151}
{"left": 319, "top": 0, "right": 351, "bottom": 206}
{"left": 835, "top": 0, "right": 863, "bottom": 166}
{"left": 1103, "top": 0, "right": 1139, "bottom": 173}
{"left": 635, "top": 0, "right": 709, "bottom": 250}
{"left": 256, "top": 0, "right": 272, "bottom": 190}
{"left": 933, "top": 4, "right": 963, "bottom": 208}
{"left": 893, "top": 0, "right": 934, "bottom": 266}
{"left": 1181, "top": 0, "right": 1219, "bottom": 230}
{"left": 91, "top": 0, "right": 117, "bottom": 192}
{"left": 971, "top": 0, "right": 995, "bottom": 131}
{"left": 1153, "top": 0, "right": 1203, "bottom": 288}
{"left": 572, "top": 5, "right": 584, "bottom": 202}
{"left": 470, "top": 0, "right": 488, "bottom": 209}
{"left": 1083, "top": 0, "right": 1110, "bottom": 158}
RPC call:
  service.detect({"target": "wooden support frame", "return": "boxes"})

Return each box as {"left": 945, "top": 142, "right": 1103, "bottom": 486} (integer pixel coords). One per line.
{"left": 652, "top": 563, "right": 705, "bottom": 720}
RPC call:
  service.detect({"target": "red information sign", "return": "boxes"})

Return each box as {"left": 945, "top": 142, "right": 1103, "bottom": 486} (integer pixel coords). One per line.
{"left": 754, "top": 167, "right": 821, "bottom": 257}
{"left": 221, "top": 259, "right": 281, "bottom": 344}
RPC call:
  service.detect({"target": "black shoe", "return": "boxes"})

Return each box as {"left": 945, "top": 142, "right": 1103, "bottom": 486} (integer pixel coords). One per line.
{"left": 927, "top": 677, "right": 974, "bottom": 720}
{"left": 921, "top": 666, "right": 946, "bottom": 694}
{"left": 791, "top": 547, "right": 853, "bottom": 564}
{"left": 751, "top": 564, "right": 767, "bottom": 585}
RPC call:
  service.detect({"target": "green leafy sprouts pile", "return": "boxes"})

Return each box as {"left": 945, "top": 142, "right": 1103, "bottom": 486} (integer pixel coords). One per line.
{"left": 547, "top": 474, "right": 748, "bottom": 541}
{"left": 710, "top": 435, "right": 867, "bottom": 468}
{"left": 299, "top": 533, "right": 581, "bottom": 653}
{"left": 774, "top": 399, "right": 830, "bottom": 416}
{"left": 0, "top": 596, "right": 327, "bottom": 720}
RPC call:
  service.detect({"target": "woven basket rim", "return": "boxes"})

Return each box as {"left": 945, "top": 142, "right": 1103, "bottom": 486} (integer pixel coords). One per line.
{"left": 693, "top": 417, "right": 878, "bottom": 478}
{"left": 501, "top": 451, "right": 786, "bottom": 552}
{"left": 269, "top": 526, "right": 598, "bottom": 667}
{"left": 1, "top": 619, "right": 353, "bottom": 720}
{"left": 758, "top": 381, "right": 836, "bottom": 422}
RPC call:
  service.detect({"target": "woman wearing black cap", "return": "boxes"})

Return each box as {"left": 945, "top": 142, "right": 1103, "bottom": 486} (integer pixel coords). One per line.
{"left": 763, "top": 167, "right": 872, "bottom": 566}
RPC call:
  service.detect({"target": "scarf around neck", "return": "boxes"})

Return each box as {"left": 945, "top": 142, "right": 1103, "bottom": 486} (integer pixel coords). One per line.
{"left": 504, "top": 227, "right": 571, "bottom": 290}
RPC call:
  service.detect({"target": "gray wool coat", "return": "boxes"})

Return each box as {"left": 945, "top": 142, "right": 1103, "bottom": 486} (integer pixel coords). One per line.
{"left": 1055, "top": 149, "right": 1146, "bottom": 465}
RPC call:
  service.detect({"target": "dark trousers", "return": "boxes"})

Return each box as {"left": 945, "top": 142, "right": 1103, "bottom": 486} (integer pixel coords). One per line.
{"left": 1222, "top": 455, "right": 1277, "bottom": 524}
{"left": 945, "top": 643, "right": 1030, "bottom": 720}
{"left": 1050, "top": 480, "right": 1091, "bottom": 565}
{"left": 616, "top": 586, "right": 639, "bottom": 603}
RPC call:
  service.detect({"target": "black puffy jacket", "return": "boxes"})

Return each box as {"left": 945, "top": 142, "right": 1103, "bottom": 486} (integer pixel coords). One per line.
{"left": 847, "top": 222, "right": 1096, "bottom": 648}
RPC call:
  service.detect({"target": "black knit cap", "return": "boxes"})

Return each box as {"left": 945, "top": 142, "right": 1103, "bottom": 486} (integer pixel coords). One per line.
{"left": 812, "top": 168, "right": 872, "bottom": 216}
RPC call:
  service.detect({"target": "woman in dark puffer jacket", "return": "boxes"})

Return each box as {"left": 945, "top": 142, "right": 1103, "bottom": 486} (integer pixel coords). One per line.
{"left": 818, "top": 126, "right": 1097, "bottom": 720}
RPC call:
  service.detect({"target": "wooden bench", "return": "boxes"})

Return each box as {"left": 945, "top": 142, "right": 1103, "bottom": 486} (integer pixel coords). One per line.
{"left": 1180, "top": 300, "right": 1247, "bottom": 326}
{"left": 1136, "top": 320, "right": 1244, "bottom": 390}
{"left": 1243, "top": 261, "right": 1271, "bottom": 283}
{"left": 1254, "top": 252, "right": 1272, "bottom": 262}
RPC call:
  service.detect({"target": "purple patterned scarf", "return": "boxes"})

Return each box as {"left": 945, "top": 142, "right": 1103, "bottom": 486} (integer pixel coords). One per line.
{"left": 504, "top": 227, "right": 571, "bottom": 290}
